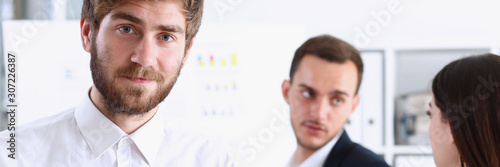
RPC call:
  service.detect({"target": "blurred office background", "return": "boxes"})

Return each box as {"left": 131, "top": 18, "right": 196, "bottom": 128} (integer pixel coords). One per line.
{"left": 2, "top": 0, "right": 500, "bottom": 166}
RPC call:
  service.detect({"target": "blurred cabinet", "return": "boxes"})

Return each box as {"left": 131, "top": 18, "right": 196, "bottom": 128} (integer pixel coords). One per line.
{"left": 345, "top": 51, "right": 384, "bottom": 151}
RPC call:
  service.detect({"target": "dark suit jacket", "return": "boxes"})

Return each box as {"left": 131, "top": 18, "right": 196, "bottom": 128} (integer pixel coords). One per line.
{"left": 323, "top": 131, "right": 389, "bottom": 167}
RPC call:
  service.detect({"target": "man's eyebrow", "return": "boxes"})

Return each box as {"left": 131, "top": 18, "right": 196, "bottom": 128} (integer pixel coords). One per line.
{"left": 330, "top": 90, "right": 350, "bottom": 98}
{"left": 298, "top": 84, "right": 351, "bottom": 97}
{"left": 111, "top": 12, "right": 143, "bottom": 25}
{"left": 157, "top": 25, "right": 185, "bottom": 35}
{"left": 298, "top": 84, "right": 316, "bottom": 93}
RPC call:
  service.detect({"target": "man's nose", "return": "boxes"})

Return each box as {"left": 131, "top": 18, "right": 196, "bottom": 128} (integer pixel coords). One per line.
{"left": 131, "top": 38, "right": 158, "bottom": 67}
{"left": 309, "top": 98, "right": 330, "bottom": 120}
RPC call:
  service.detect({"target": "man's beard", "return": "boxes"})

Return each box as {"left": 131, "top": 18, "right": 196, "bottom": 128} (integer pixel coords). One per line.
{"left": 295, "top": 120, "right": 332, "bottom": 151}
{"left": 90, "top": 37, "right": 182, "bottom": 116}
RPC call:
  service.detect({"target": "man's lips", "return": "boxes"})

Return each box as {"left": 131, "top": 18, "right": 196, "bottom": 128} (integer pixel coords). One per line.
{"left": 123, "top": 76, "right": 155, "bottom": 84}
{"left": 303, "top": 122, "right": 325, "bottom": 134}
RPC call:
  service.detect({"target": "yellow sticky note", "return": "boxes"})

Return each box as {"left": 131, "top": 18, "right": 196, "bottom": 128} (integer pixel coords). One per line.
{"left": 222, "top": 59, "right": 227, "bottom": 66}
{"left": 232, "top": 54, "right": 237, "bottom": 66}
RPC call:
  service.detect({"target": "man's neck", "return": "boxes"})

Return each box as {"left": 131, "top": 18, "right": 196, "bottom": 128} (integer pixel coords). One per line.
{"left": 89, "top": 86, "right": 158, "bottom": 134}
{"left": 295, "top": 145, "right": 317, "bottom": 164}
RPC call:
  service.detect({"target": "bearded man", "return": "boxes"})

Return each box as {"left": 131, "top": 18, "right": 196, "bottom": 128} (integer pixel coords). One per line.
{"left": 0, "top": 0, "right": 234, "bottom": 166}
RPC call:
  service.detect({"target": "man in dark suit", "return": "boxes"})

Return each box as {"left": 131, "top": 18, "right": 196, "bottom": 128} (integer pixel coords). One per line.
{"left": 281, "top": 35, "right": 389, "bottom": 167}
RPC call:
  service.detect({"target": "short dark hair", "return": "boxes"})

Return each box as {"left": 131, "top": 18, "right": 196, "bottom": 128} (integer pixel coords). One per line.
{"left": 432, "top": 53, "right": 500, "bottom": 167}
{"left": 289, "top": 35, "right": 363, "bottom": 94}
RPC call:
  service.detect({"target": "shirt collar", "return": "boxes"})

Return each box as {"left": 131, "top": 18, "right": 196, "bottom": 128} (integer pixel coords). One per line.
{"left": 75, "top": 91, "right": 165, "bottom": 165}
{"left": 129, "top": 108, "right": 165, "bottom": 165}
{"left": 75, "top": 92, "right": 126, "bottom": 158}
{"left": 287, "top": 130, "right": 344, "bottom": 167}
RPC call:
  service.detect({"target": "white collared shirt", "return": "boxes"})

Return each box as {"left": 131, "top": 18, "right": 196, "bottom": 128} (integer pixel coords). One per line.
{"left": 0, "top": 94, "right": 235, "bottom": 167}
{"left": 286, "top": 131, "right": 343, "bottom": 167}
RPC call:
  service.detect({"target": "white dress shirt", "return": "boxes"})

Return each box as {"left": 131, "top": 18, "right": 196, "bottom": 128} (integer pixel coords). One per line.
{"left": 0, "top": 94, "right": 235, "bottom": 167}
{"left": 286, "top": 131, "right": 343, "bottom": 167}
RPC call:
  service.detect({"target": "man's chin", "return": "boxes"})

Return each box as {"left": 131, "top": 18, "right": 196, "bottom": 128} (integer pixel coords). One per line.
{"left": 112, "top": 98, "right": 157, "bottom": 115}
{"left": 104, "top": 88, "right": 160, "bottom": 115}
{"left": 298, "top": 137, "right": 328, "bottom": 151}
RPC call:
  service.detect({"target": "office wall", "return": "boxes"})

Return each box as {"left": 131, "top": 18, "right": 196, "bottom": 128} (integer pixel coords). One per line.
{"left": 2, "top": 0, "right": 500, "bottom": 166}
{"left": 202, "top": 0, "right": 500, "bottom": 48}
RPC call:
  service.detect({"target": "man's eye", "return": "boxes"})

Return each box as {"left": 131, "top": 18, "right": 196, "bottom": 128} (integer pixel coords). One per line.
{"left": 119, "top": 26, "right": 134, "bottom": 34}
{"left": 332, "top": 98, "right": 343, "bottom": 105}
{"left": 302, "top": 91, "right": 311, "bottom": 98}
{"left": 160, "top": 34, "right": 173, "bottom": 41}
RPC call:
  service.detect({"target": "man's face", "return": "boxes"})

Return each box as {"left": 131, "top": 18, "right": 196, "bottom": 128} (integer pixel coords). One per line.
{"left": 282, "top": 54, "right": 360, "bottom": 151}
{"left": 88, "top": 1, "right": 188, "bottom": 115}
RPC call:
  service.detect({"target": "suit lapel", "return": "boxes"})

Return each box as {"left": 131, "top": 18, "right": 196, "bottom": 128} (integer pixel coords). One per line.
{"left": 322, "top": 131, "right": 353, "bottom": 167}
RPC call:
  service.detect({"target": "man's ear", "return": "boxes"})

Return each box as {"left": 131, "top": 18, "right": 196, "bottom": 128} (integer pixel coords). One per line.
{"left": 80, "top": 19, "right": 92, "bottom": 53}
{"left": 350, "top": 93, "right": 360, "bottom": 115}
{"left": 281, "top": 80, "right": 291, "bottom": 104}
{"left": 181, "top": 40, "right": 194, "bottom": 69}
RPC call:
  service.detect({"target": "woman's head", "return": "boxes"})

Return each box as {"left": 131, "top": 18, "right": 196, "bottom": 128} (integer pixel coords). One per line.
{"left": 430, "top": 53, "right": 500, "bottom": 167}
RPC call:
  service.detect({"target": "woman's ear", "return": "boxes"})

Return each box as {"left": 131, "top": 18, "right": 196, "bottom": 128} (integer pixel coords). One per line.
{"left": 447, "top": 124, "right": 455, "bottom": 145}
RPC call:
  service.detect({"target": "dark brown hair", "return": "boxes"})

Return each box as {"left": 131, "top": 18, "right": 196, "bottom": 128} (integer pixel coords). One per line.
{"left": 289, "top": 35, "right": 363, "bottom": 94}
{"left": 81, "top": 0, "right": 204, "bottom": 51}
{"left": 432, "top": 53, "right": 500, "bottom": 167}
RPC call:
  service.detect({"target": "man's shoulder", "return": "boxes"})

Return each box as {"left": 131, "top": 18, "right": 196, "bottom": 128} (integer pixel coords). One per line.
{"left": 0, "top": 108, "right": 80, "bottom": 165}
{"left": 344, "top": 144, "right": 388, "bottom": 167}
{"left": 18, "top": 108, "right": 76, "bottom": 132}
{"left": 326, "top": 131, "right": 389, "bottom": 167}
{"left": 0, "top": 108, "right": 76, "bottom": 135}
